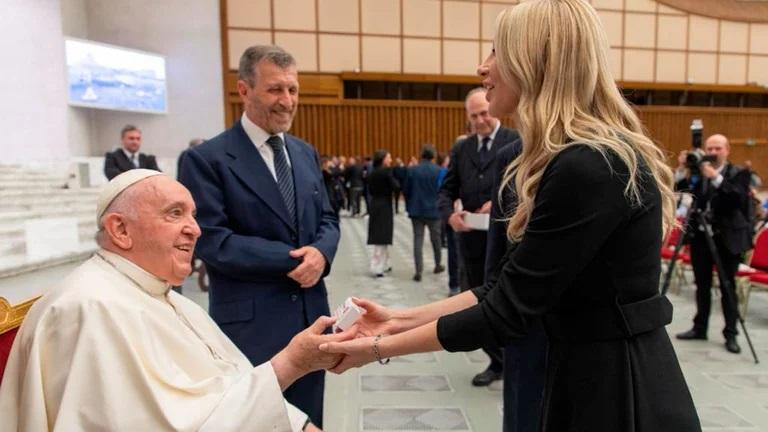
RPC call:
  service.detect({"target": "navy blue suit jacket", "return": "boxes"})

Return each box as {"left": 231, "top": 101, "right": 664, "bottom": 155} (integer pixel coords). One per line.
{"left": 179, "top": 121, "right": 340, "bottom": 366}
{"left": 404, "top": 160, "right": 442, "bottom": 219}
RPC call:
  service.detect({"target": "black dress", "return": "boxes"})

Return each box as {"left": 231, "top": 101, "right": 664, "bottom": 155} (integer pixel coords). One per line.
{"left": 437, "top": 145, "right": 701, "bottom": 431}
{"left": 367, "top": 167, "right": 399, "bottom": 245}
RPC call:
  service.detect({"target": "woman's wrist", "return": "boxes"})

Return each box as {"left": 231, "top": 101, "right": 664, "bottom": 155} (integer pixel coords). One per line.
{"left": 390, "top": 309, "right": 418, "bottom": 334}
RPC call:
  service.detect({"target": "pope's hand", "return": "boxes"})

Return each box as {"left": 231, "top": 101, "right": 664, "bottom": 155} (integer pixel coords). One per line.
{"left": 351, "top": 297, "right": 398, "bottom": 337}
{"left": 272, "top": 316, "right": 357, "bottom": 389}
{"left": 319, "top": 336, "right": 378, "bottom": 374}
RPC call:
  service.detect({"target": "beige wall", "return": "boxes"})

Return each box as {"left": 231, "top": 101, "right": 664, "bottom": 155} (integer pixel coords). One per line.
{"left": 224, "top": 0, "right": 768, "bottom": 86}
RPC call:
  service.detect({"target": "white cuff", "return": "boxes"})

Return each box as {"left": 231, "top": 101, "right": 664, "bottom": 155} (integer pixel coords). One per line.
{"left": 285, "top": 400, "right": 309, "bottom": 431}
{"left": 711, "top": 174, "right": 724, "bottom": 188}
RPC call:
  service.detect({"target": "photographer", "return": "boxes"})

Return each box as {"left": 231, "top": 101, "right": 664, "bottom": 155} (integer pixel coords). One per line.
{"left": 675, "top": 134, "right": 753, "bottom": 354}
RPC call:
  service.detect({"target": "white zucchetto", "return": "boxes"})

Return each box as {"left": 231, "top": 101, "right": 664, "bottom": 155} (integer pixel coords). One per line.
{"left": 96, "top": 169, "right": 165, "bottom": 225}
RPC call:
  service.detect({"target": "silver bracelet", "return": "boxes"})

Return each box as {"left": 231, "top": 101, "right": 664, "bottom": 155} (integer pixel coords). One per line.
{"left": 373, "top": 334, "right": 390, "bottom": 365}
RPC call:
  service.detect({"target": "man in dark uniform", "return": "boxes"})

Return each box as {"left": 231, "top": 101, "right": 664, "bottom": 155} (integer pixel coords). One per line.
{"left": 438, "top": 87, "right": 519, "bottom": 386}
{"left": 675, "top": 134, "right": 752, "bottom": 354}
{"left": 104, "top": 125, "right": 161, "bottom": 180}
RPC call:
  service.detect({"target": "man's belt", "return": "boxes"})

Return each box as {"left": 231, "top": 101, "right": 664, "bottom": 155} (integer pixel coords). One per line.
{"left": 543, "top": 295, "right": 673, "bottom": 342}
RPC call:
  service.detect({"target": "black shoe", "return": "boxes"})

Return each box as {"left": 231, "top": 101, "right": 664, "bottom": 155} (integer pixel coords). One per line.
{"left": 725, "top": 337, "right": 741, "bottom": 354}
{"left": 375, "top": 273, "right": 384, "bottom": 278}
{"left": 433, "top": 264, "right": 445, "bottom": 274}
{"left": 384, "top": 267, "right": 393, "bottom": 273}
{"left": 471, "top": 368, "right": 502, "bottom": 387}
{"left": 413, "top": 273, "right": 422, "bottom": 282}
{"left": 676, "top": 329, "right": 707, "bottom": 341}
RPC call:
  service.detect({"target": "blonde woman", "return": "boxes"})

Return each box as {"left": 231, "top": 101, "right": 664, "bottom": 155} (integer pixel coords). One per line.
{"left": 321, "top": 1, "right": 700, "bottom": 430}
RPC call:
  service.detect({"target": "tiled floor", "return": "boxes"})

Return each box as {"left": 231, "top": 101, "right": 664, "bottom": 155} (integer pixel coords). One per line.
{"left": 180, "top": 212, "right": 768, "bottom": 430}
{"left": 6, "top": 212, "right": 768, "bottom": 431}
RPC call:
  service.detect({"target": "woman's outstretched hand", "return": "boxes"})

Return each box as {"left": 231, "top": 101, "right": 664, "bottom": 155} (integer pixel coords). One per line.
{"left": 351, "top": 297, "right": 398, "bottom": 337}
{"left": 319, "top": 336, "right": 378, "bottom": 373}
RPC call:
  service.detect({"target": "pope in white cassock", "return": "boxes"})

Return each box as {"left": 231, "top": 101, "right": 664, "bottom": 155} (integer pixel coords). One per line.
{"left": 0, "top": 169, "right": 355, "bottom": 431}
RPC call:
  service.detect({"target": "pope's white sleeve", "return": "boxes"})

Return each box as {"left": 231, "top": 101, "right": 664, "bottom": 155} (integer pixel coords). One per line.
{"left": 200, "top": 362, "right": 294, "bottom": 431}
{"left": 285, "top": 400, "right": 309, "bottom": 431}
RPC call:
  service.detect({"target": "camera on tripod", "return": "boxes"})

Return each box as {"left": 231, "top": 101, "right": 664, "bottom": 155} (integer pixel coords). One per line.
{"left": 684, "top": 119, "right": 717, "bottom": 175}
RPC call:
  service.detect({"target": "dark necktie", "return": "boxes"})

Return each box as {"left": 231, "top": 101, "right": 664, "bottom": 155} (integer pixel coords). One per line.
{"left": 266, "top": 135, "right": 296, "bottom": 224}
{"left": 479, "top": 136, "right": 491, "bottom": 166}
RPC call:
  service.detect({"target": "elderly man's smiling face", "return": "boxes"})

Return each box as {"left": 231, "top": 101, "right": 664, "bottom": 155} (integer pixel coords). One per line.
{"left": 122, "top": 177, "right": 201, "bottom": 285}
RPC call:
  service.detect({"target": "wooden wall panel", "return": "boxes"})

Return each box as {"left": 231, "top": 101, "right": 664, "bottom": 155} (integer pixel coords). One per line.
{"left": 639, "top": 107, "right": 768, "bottom": 173}
{"left": 227, "top": 98, "right": 768, "bottom": 175}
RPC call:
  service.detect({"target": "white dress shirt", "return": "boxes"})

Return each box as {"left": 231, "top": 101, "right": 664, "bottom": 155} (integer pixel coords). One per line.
{"left": 122, "top": 149, "right": 139, "bottom": 167}
{"left": 477, "top": 121, "right": 502, "bottom": 151}
{"left": 241, "top": 113, "right": 292, "bottom": 181}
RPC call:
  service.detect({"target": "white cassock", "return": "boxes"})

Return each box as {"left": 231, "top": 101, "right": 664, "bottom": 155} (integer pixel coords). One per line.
{"left": 0, "top": 249, "right": 307, "bottom": 431}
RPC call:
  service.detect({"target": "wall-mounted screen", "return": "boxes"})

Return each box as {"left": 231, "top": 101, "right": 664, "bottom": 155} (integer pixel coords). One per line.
{"left": 65, "top": 38, "right": 167, "bottom": 114}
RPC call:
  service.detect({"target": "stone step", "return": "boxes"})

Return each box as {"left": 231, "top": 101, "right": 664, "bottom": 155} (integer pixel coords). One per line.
{"left": 0, "top": 216, "right": 95, "bottom": 236}
{"left": 0, "top": 207, "right": 95, "bottom": 224}
{"left": 0, "top": 224, "right": 96, "bottom": 256}
{"left": 1, "top": 196, "right": 99, "bottom": 207}
{"left": 0, "top": 242, "right": 97, "bottom": 279}
{"left": 0, "top": 188, "right": 101, "bottom": 198}
{"left": 0, "top": 182, "right": 70, "bottom": 190}
{"left": 0, "top": 172, "right": 68, "bottom": 179}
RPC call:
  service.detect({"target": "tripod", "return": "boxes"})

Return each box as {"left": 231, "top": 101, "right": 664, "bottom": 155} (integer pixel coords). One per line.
{"left": 661, "top": 201, "right": 759, "bottom": 364}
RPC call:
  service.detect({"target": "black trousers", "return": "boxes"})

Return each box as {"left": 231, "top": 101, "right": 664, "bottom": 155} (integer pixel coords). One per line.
{"left": 446, "top": 224, "right": 459, "bottom": 290}
{"left": 689, "top": 232, "right": 740, "bottom": 338}
{"left": 349, "top": 187, "right": 363, "bottom": 215}
{"left": 458, "top": 230, "right": 504, "bottom": 373}
{"left": 411, "top": 217, "right": 442, "bottom": 275}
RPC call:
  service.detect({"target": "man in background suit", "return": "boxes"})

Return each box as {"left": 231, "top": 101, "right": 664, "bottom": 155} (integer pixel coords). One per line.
{"left": 438, "top": 87, "right": 519, "bottom": 386}
{"left": 344, "top": 157, "right": 365, "bottom": 216}
{"left": 675, "top": 134, "right": 752, "bottom": 354}
{"left": 104, "top": 125, "right": 161, "bottom": 180}
{"left": 179, "top": 45, "right": 340, "bottom": 427}
{"left": 404, "top": 144, "right": 444, "bottom": 282}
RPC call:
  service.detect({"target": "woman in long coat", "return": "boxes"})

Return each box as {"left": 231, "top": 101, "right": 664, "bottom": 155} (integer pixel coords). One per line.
{"left": 319, "top": 1, "right": 701, "bottom": 431}
{"left": 366, "top": 150, "right": 399, "bottom": 276}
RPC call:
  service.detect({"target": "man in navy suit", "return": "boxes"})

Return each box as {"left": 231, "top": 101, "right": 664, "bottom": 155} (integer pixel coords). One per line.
{"left": 404, "top": 144, "right": 444, "bottom": 281}
{"left": 179, "top": 45, "right": 340, "bottom": 427}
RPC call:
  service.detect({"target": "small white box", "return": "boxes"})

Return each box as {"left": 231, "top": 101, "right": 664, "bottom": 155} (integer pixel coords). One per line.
{"left": 463, "top": 212, "right": 489, "bottom": 231}
{"left": 333, "top": 297, "right": 364, "bottom": 333}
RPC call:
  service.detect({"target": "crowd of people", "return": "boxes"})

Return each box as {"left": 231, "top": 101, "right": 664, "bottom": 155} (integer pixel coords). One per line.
{"left": 6, "top": 0, "right": 768, "bottom": 431}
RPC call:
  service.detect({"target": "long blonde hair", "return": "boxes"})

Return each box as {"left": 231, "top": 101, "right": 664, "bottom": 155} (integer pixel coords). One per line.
{"left": 495, "top": 0, "right": 676, "bottom": 241}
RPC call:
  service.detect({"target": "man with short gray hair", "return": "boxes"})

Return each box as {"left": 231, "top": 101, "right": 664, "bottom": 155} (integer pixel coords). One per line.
{"left": 180, "top": 45, "right": 340, "bottom": 426}
{"left": 437, "top": 87, "right": 519, "bottom": 387}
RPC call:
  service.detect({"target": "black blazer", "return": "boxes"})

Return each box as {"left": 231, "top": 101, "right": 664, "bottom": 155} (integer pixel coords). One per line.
{"left": 104, "top": 149, "right": 160, "bottom": 180}
{"left": 676, "top": 163, "right": 753, "bottom": 254}
{"left": 437, "top": 145, "right": 700, "bottom": 431}
{"left": 438, "top": 126, "right": 519, "bottom": 217}
{"left": 344, "top": 164, "right": 365, "bottom": 188}
{"left": 482, "top": 139, "right": 522, "bottom": 288}
{"left": 367, "top": 167, "right": 399, "bottom": 245}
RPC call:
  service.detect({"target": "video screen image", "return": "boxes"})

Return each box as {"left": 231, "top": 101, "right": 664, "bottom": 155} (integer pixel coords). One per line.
{"left": 65, "top": 39, "right": 167, "bottom": 114}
